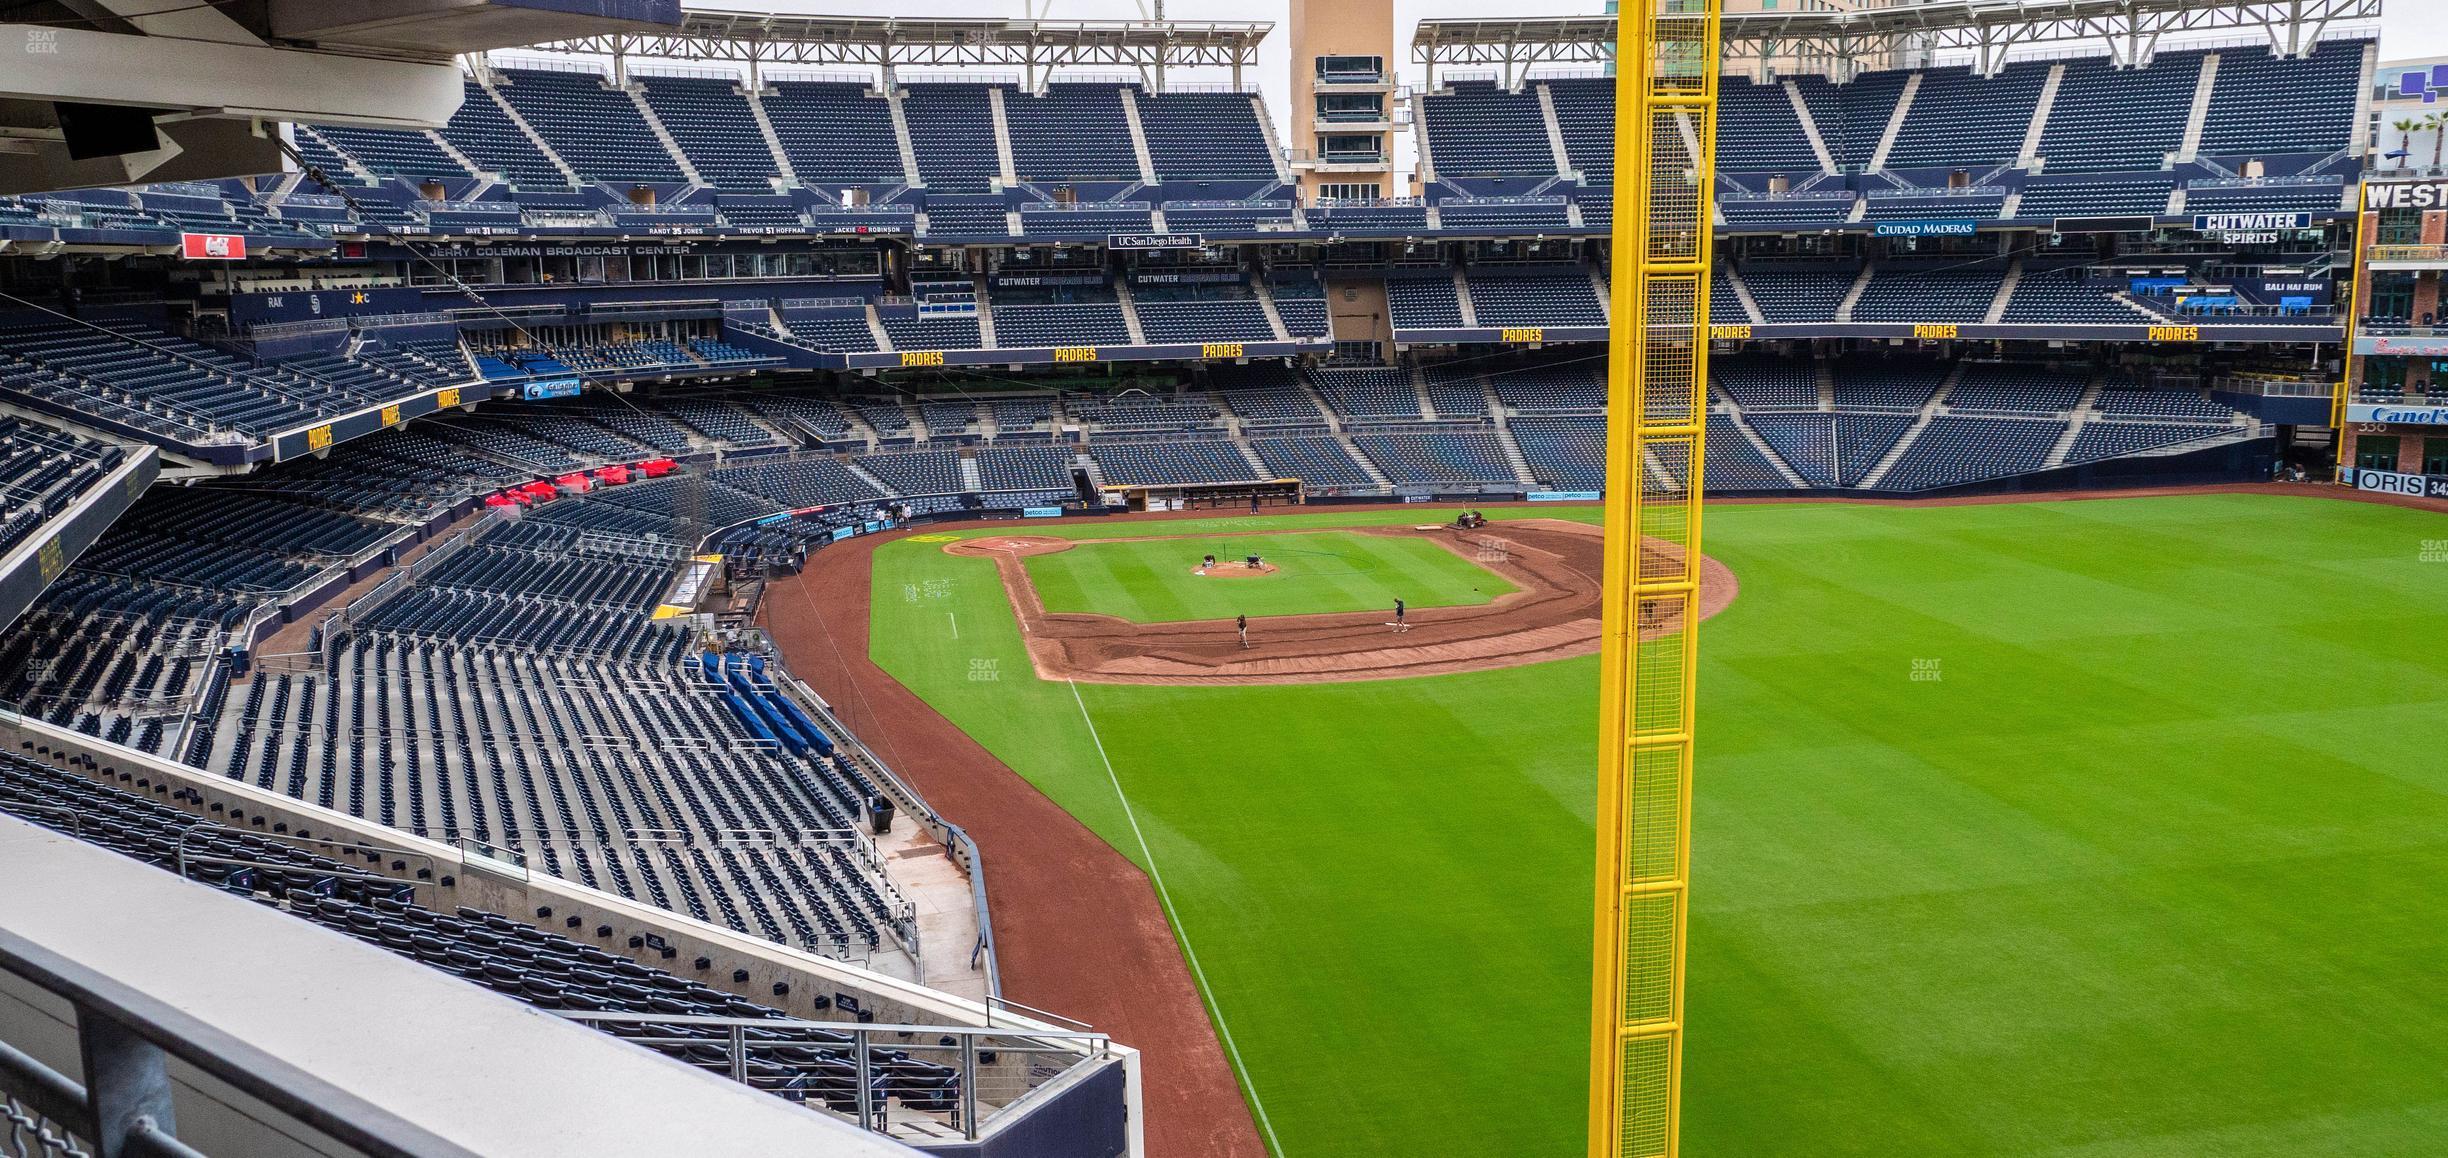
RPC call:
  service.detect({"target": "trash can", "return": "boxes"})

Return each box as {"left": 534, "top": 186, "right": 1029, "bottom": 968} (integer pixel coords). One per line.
{"left": 867, "top": 795, "right": 895, "bottom": 836}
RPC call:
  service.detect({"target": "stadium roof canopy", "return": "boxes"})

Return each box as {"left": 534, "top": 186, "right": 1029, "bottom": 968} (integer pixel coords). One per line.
{"left": 534, "top": 12, "right": 1274, "bottom": 88}
{"left": 0, "top": 0, "right": 682, "bottom": 195}
{"left": 1414, "top": 0, "right": 2381, "bottom": 80}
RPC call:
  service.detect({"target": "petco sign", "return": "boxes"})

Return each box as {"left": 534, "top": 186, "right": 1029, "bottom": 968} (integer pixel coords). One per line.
{"left": 2364, "top": 181, "right": 2448, "bottom": 211}
{"left": 2347, "top": 403, "right": 2448, "bottom": 427}
{"left": 179, "top": 232, "right": 245, "bottom": 260}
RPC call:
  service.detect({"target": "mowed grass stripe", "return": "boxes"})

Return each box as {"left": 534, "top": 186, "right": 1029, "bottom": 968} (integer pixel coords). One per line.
{"left": 872, "top": 494, "right": 2448, "bottom": 1158}
{"left": 1019, "top": 531, "right": 1517, "bottom": 623}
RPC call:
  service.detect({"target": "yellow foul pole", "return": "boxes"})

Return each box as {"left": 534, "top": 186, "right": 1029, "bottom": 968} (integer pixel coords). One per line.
{"left": 1589, "top": 2, "right": 1720, "bottom": 1156}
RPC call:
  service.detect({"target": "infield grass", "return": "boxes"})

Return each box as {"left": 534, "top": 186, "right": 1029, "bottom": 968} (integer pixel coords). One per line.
{"left": 1020, "top": 529, "right": 1516, "bottom": 623}
{"left": 870, "top": 494, "right": 2448, "bottom": 1157}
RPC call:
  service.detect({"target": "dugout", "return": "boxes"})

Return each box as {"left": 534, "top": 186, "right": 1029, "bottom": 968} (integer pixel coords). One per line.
{"left": 1102, "top": 478, "right": 1304, "bottom": 512}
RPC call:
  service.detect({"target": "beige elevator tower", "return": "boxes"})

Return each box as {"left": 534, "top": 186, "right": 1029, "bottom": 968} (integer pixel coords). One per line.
{"left": 1287, "top": 0, "right": 1400, "bottom": 202}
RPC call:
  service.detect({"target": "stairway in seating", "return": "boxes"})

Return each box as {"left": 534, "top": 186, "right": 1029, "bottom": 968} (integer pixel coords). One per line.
{"left": 627, "top": 84, "right": 703, "bottom": 186}
{"left": 1835, "top": 264, "right": 1876, "bottom": 323}
{"left": 479, "top": 75, "right": 583, "bottom": 186}
{"left": 1857, "top": 363, "right": 1963, "bottom": 488}
{"left": 2044, "top": 379, "right": 2106, "bottom": 467}
{"left": 883, "top": 83, "right": 923, "bottom": 186}
{"left": 1867, "top": 71, "right": 1921, "bottom": 173}
{"left": 1116, "top": 88, "right": 1161, "bottom": 185}
{"left": 742, "top": 84, "right": 801, "bottom": 187}
{"left": 2177, "top": 54, "right": 2220, "bottom": 162}
{"left": 1731, "top": 413, "right": 1810, "bottom": 489}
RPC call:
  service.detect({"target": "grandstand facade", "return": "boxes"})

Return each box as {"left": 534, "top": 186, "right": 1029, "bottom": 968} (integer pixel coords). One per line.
{"left": 0, "top": 2, "right": 2400, "bottom": 1154}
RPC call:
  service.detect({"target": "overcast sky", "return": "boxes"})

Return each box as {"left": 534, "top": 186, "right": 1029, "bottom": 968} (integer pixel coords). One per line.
{"left": 639, "top": 1, "right": 2441, "bottom": 183}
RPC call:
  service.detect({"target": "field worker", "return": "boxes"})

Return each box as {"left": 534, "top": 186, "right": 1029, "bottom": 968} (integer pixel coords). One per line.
{"left": 1393, "top": 598, "right": 1408, "bottom": 633}
{"left": 1237, "top": 613, "right": 1249, "bottom": 649}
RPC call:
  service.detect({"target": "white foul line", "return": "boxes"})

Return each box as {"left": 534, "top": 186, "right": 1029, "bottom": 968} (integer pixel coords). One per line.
{"left": 948, "top": 611, "right": 958, "bottom": 639}
{"left": 1066, "top": 678, "right": 1286, "bottom": 1156}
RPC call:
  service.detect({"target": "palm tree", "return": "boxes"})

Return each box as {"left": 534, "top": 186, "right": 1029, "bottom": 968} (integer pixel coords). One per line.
{"left": 2430, "top": 111, "right": 2447, "bottom": 171}
{"left": 2395, "top": 117, "right": 2422, "bottom": 168}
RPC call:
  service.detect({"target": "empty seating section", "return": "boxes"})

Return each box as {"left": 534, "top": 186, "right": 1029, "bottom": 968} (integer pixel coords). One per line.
{"left": 1543, "top": 78, "right": 1613, "bottom": 184}
{"left": 879, "top": 312, "right": 981, "bottom": 352}
{"left": 1016, "top": 203, "right": 1155, "bottom": 238}
{"left": 1493, "top": 361, "right": 1605, "bottom": 414}
{"left": 1093, "top": 439, "right": 1258, "bottom": 485}
{"left": 1831, "top": 358, "right": 1948, "bottom": 411}
{"left": 2093, "top": 384, "right": 2235, "bottom": 420}
{"left": 2198, "top": 41, "right": 2366, "bottom": 157}
{"left": 855, "top": 450, "right": 964, "bottom": 496}
{"left": 1883, "top": 64, "right": 2051, "bottom": 170}
{"left": 1422, "top": 366, "right": 1491, "bottom": 417}
{"left": 1136, "top": 92, "right": 1277, "bottom": 182}
{"left": 919, "top": 196, "right": 1011, "bottom": 239}
{"left": 902, "top": 84, "right": 1006, "bottom": 193}
{"left": 779, "top": 312, "right": 879, "bottom": 353}
{"left": 439, "top": 80, "right": 570, "bottom": 188}
{"left": 1351, "top": 429, "right": 1517, "bottom": 486}
{"left": 1702, "top": 415, "right": 1796, "bottom": 490}
{"left": 1005, "top": 86, "right": 1139, "bottom": 182}
{"left": 1823, "top": 70, "right": 1911, "bottom": 171}
{"left": 1860, "top": 193, "right": 2004, "bottom": 222}
{"left": 1851, "top": 266, "right": 2005, "bottom": 322}
{"left": 1716, "top": 78, "right": 1821, "bottom": 172}
{"left": 1945, "top": 365, "right": 2085, "bottom": 413}
{"left": 0, "top": 317, "right": 401, "bottom": 443}
{"left": 2066, "top": 421, "right": 2222, "bottom": 460}
{"left": 2040, "top": 54, "right": 2199, "bottom": 171}
{"left": 1133, "top": 296, "right": 1276, "bottom": 344}
{"left": 992, "top": 301, "right": 1131, "bottom": 348}
{"left": 2003, "top": 268, "right": 2151, "bottom": 323}
{"left": 1467, "top": 272, "right": 1605, "bottom": 328}
{"left": 716, "top": 457, "right": 882, "bottom": 508}
{"left": 1836, "top": 414, "right": 1918, "bottom": 482}
{"left": 1268, "top": 284, "right": 1331, "bottom": 340}
{"left": 2183, "top": 182, "right": 2348, "bottom": 216}
{"left": 975, "top": 445, "right": 1075, "bottom": 491}
{"left": 312, "top": 125, "right": 471, "bottom": 182}
{"left": 0, "top": 417, "right": 127, "bottom": 557}
{"left": 2014, "top": 175, "right": 2174, "bottom": 218}
{"left": 761, "top": 82, "right": 905, "bottom": 185}
{"left": 1312, "top": 367, "right": 1421, "bottom": 420}
{"left": 1718, "top": 195, "right": 1857, "bottom": 229}
{"left": 639, "top": 75, "right": 779, "bottom": 190}
{"left": 1713, "top": 357, "right": 1818, "bottom": 411}
{"left": 1509, "top": 416, "right": 1605, "bottom": 490}
{"left": 1743, "top": 413, "right": 1836, "bottom": 486}
{"left": 1420, "top": 81, "right": 1557, "bottom": 177}
{"left": 1877, "top": 415, "right": 2066, "bottom": 490}
{"left": 1386, "top": 278, "right": 1465, "bottom": 330}
{"left": 1249, "top": 436, "right": 1374, "bottom": 487}
{"left": 1071, "top": 393, "right": 1218, "bottom": 432}
{"left": 1739, "top": 267, "right": 1855, "bottom": 323}
{"left": 1435, "top": 199, "right": 1571, "bottom": 231}
{"left": 494, "top": 68, "right": 683, "bottom": 185}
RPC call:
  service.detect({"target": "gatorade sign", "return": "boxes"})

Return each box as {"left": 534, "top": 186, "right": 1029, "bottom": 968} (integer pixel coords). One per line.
{"left": 180, "top": 232, "right": 245, "bottom": 260}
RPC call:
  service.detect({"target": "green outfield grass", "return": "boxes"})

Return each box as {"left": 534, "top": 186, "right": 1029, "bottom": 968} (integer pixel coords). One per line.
{"left": 1019, "top": 529, "right": 1516, "bottom": 623}
{"left": 869, "top": 495, "right": 2448, "bottom": 1157}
